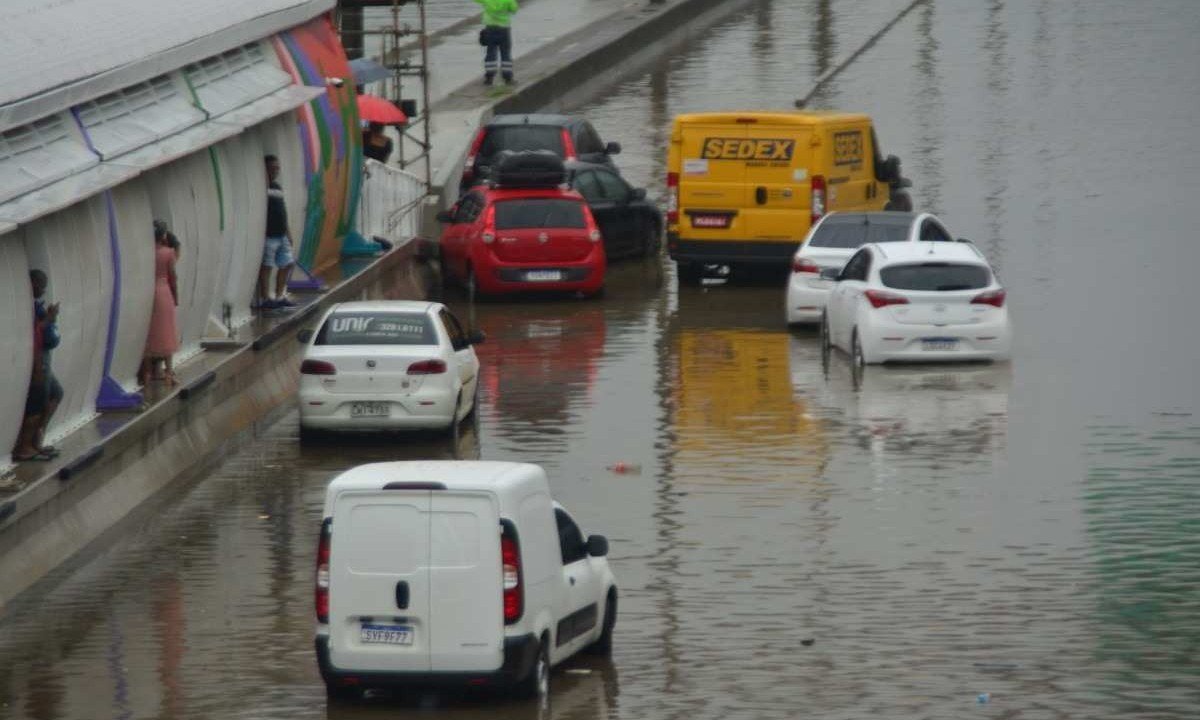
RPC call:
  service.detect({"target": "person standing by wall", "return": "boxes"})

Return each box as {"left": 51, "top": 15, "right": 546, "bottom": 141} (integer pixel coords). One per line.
{"left": 258, "top": 155, "right": 297, "bottom": 309}
{"left": 141, "top": 221, "right": 180, "bottom": 386}
{"left": 476, "top": 0, "right": 518, "bottom": 86}
{"left": 13, "top": 270, "right": 62, "bottom": 462}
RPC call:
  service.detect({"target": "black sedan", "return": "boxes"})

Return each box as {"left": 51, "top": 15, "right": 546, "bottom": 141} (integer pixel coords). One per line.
{"left": 565, "top": 161, "right": 662, "bottom": 260}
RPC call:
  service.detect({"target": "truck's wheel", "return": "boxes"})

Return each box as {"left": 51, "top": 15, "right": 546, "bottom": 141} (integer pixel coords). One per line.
{"left": 677, "top": 261, "right": 703, "bottom": 286}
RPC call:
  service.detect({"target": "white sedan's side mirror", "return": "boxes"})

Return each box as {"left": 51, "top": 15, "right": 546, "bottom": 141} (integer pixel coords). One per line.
{"left": 819, "top": 267, "right": 840, "bottom": 281}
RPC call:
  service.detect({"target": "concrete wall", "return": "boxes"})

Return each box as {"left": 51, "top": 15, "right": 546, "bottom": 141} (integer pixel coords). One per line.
{"left": 0, "top": 243, "right": 427, "bottom": 610}
{"left": 0, "top": 15, "right": 362, "bottom": 471}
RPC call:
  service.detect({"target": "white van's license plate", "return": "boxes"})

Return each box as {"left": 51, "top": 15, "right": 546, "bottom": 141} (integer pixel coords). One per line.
{"left": 351, "top": 402, "right": 389, "bottom": 417}
{"left": 361, "top": 624, "right": 413, "bottom": 645}
{"left": 922, "top": 338, "right": 958, "bottom": 351}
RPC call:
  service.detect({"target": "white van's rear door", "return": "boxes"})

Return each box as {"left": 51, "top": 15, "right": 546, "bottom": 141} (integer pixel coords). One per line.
{"left": 329, "top": 489, "right": 432, "bottom": 672}
{"left": 428, "top": 491, "right": 504, "bottom": 672}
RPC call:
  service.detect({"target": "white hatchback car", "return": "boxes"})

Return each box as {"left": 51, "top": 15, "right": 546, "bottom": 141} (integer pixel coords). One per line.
{"left": 298, "top": 301, "right": 483, "bottom": 435}
{"left": 821, "top": 241, "right": 1011, "bottom": 364}
{"left": 786, "top": 212, "right": 957, "bottom": 325}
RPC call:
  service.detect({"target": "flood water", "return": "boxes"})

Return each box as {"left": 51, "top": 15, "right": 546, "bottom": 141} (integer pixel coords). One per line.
{"left": 3, "top": 1, "right": 1200, "bottom": 718}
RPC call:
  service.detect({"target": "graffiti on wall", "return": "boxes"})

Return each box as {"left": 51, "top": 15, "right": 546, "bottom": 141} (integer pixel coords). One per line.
{"left": 271, "top": 14, "right": 362, "bottom": 277}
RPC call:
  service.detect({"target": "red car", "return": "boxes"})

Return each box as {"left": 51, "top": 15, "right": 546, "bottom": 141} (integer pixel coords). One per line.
{"left": 438, "top": 152, "right": 606, "bottom": 298}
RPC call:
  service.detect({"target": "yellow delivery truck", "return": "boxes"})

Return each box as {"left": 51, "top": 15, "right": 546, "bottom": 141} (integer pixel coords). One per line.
{"left": 665, "top": 111, "right": 911, "bottom": 284}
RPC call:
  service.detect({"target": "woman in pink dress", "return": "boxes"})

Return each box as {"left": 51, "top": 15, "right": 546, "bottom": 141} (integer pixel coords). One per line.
{"left": 141, "top": 225, "right": 180, "bottom": 386}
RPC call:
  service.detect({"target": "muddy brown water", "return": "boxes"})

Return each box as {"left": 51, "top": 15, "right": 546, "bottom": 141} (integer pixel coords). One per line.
{"left": 3, "top": 1, "right": 1199, "bottom": 718}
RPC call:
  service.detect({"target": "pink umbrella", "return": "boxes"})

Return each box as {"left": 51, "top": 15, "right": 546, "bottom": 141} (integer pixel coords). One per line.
{"left": 356, "top": 94, "right": 408, "bottom": 125}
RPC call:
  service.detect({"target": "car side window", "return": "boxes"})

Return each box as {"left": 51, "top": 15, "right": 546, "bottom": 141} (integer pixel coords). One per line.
{"left": 575, "top": 123, "right": 605, "bottom": 155}
{"left": 842, "top": 249, "right": 871, "bottom": 281}
{"left": 554, "top": 508, "right": 587, "bottom": 565}
{"left": 453, "top": 195, "right": 473, "bottom": 223}
{"left": 594, "top": 170, "right": 630, "bottom": 202}
{"left": 920, "top": 220, "right": 952, "bottom": 242}
{"left": 573, "top": 170, "right": 603, "bottom": 203}
{"left": 439, "top": 309, "right": 468, "bottom": 349}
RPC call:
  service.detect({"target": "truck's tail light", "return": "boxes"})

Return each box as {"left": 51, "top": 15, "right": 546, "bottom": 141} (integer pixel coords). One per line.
{"left": 667, "top": 172, "right": 679, "bottom": 225}
{"left": 501, "top": 523, "right": 523, "bottom": 624}
{"left": 810, "top": 175, "right": 826, "bottom": 225}
{"left": 315, "top": 519, "right": 331, "bottom": 624}
{"left": 462, "top": 129, "right": 486, "bottom": 184}
{"left": 864, "top": 289, "right": 909, "bottom": 308}
{"left": 407, "top": 359, "right": 447, "bottom": 375}
{"left": 971, "top": 288, "right": 1006, "bottom": 307}
{"left": 562, "top": 129, "right": 576, "bottom": 162}
{"left": 792, "top": 258, "right": 821, "bottom": 274}
{"left": 301, "top": 359, "right": 336, "bottom": 375}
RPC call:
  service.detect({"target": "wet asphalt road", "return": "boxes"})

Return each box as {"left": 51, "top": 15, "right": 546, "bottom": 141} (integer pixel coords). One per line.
{"left": 3, "top": 1, "right": 1200, "bottom": 718}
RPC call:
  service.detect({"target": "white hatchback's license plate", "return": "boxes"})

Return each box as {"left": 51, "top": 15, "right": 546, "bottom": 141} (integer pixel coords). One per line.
{"left": 922, "top": 338, "right": 958, "bottom": 352}
{"left": 525, "top": 270, "right": 563, "bottom": 282}
{"left": 351, "top": 401, "right": 389, "bottom": 417}
{"left": 360, "top": 623, "right": 413, "bottom": 645}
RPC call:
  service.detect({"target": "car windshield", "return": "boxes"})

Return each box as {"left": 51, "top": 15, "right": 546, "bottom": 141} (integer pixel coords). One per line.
{"left": 808, "top": 217, "right": 911, "bottom": 248}
{"left": 315, "top": 312, "right": 437, "bottom": 345}
{"left": 880, "top": 263, "right": 991, "bottom": 291}
{"left": 495, "top": 199, "right": 586, "bottom": 229}
{"left": 480, "top": 126, "right": 564, "bottom": 160}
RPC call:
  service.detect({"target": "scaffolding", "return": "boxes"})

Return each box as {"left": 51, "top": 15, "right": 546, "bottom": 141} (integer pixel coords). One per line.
{"left": 335, "top": 0, "right": 432, "bottom": 195}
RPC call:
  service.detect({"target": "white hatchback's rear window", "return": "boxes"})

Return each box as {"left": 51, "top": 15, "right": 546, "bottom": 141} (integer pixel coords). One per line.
{"left": 880, "top": 263, "right": 991, "bottom": 291}
{"left": 315, "top": 312, "right": 436, "bottom": 345}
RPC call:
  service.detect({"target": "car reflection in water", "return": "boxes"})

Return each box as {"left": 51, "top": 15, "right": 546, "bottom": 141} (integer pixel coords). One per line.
{"left": 470, "top": 301, "right": 608, "bottom": 444}
{"left": 791, "top": 334, "right": 1012, "bottom": 465}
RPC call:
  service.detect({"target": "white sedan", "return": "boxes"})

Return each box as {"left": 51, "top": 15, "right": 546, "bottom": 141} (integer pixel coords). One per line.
{"left": 786, "top": 212, "right": 958, "bottom": 325}
{"left": 821, "top": 241, "right": 1012, "bottom": 365}
{"left": 298, "top": 300, "right": 483, "bottom": 435}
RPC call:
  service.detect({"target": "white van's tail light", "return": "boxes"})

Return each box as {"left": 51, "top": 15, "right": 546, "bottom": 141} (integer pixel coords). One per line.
{"left": 810, "top": 175, "right": 826, "bottom": 225}
{"left": 792, "top": 258, "right": 820, "bottom": 274}
{"left": 500, "top": 522, "right": 523, "bottom": 624}
{"left": 301, "top": 359, "right": 336, "bottom": 375}
{"left": 971, "top": 288, "right": 1007, "bottom": 307}
{"left": 667, "top": 172, "right": 679, "bottom": 225}
{"left": 407, "top": 359, "right": 447, "bottom": 375}
{"left": 864, "top": 289, "right": 909, "bottom": 308}
{"left": 315, "top": 519, "right": 331, "bottom": 624}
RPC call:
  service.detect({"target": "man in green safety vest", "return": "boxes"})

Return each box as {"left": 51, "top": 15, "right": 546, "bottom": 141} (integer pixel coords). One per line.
{"left": 475, "top": 0, "right": 518, "bottom": 85}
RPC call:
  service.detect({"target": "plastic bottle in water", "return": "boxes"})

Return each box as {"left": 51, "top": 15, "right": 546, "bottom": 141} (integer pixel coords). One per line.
{"left": 605, "top": 462, "right": 642, "bottom": 475}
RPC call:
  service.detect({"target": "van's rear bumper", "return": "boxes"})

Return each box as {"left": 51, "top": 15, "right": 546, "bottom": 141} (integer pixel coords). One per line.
{"left": 667, "top": 234, "right": 797, "bottom": 265}
{"left": 316, "top": 633, "right": 538, "bottom": 690}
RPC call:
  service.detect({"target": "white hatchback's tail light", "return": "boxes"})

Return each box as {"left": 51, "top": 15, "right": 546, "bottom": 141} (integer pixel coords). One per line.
{"left": 792, "top": 258, "right": 821, "bottom": 274}
{"left": 970, "top": 288, "right": 1006, "bottom": 307}
{"left": 863, "top": 289, "right": 909, "bottom": 308}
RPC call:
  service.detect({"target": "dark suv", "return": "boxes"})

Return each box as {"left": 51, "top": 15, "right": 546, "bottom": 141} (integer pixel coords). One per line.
{"left": 461, "top": 114, "right": 622, "bottom": 188}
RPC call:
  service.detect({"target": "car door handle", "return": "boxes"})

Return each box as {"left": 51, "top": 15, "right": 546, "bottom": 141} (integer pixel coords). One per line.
{"left": 395, "top": 581, "right": 409, "bottom": 609}
{"left": 569, "top": 576, "right": 576, "bottom": 586}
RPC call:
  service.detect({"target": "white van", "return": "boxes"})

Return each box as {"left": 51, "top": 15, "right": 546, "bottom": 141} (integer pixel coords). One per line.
{"left": 315, "top": 461, "right": 618, "bottom": 701}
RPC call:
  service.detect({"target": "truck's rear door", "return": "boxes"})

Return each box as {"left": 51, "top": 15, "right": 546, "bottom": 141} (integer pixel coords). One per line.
{"left": 677, "top": 121, "right": 746, "bottom": 238}
{"left": 741, "top": 122, "right": 812, "bottom": 242}
{"left": 428, "top": 491, "right": 504, "bottom": 672}
{"left": 329, "top": 489, "right": 432, "bottom": 672}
